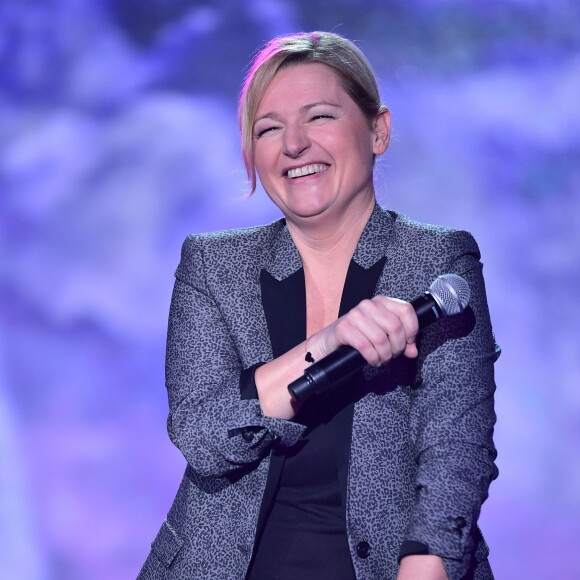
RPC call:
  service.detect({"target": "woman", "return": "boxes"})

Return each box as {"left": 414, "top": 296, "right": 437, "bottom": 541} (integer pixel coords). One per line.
{"left": 139, "top": 31, "right": 499, "bottom": 580}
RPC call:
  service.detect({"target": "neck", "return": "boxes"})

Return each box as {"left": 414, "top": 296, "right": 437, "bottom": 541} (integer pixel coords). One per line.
{"left": 287, "top": 196, "right": 376, "bottom": 267}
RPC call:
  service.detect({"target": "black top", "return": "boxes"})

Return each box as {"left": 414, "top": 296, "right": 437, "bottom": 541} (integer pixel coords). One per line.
{"left": 247, "top": 383, "right": 358, "bottom": 579}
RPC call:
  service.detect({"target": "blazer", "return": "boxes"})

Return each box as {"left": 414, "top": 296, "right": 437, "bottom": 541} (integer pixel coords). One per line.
{"left": 138, "top": 204, "right": 499, "bottom": 580}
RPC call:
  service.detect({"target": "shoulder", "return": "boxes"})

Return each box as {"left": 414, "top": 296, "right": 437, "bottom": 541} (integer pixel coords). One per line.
{"left": 370, "top": 208, "right": 483, "bottom": 297}
{"left": 181, "top": 219, "right": 284, "bottom": 254}
{"left": 176, "top": 219, "right": 285, "bottom": 282}
{"left": 388, "top": 210, "right": 480, "bottom": 259}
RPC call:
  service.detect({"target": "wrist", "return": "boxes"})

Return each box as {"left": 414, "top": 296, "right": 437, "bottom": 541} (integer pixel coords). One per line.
{"left": 397, "top": 555, "right": 447, "bottom": 580}
{"left": 304, "top": 330, "right": 330, "bottom": 363}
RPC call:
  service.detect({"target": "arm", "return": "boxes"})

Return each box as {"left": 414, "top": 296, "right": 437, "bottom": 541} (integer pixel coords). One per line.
{"left": 403, "top": 230, "right": 499, "bottom": 580}
{"left": 165, "top": 236, "right": 306, "bottom": 478}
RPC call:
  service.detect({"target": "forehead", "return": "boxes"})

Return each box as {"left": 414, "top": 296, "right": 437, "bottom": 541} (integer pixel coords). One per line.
{"left": 256, "top": 62, "right": 349, "bottom": 115}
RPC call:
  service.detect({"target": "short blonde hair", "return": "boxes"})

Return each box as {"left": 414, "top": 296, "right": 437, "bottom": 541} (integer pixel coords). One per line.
{"left": 238, "top": 31, "right": 386, "bottom": 193}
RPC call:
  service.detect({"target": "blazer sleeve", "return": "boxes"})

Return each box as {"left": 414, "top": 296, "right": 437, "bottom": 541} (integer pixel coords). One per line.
{"left": 164, "top": 235, "right": 306, "bottom": 478}
{"left": 404, "top": 229, "right": 500, "bottom": 579}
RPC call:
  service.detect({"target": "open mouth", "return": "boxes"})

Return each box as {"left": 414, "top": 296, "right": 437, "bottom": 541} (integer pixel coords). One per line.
{"left": 286, "top": 164, "right": 329, "bottom": 179}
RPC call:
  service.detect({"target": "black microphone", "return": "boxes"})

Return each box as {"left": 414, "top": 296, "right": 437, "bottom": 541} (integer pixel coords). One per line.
{"left": 288, "top": 274, "right": 471, "bottom": 403}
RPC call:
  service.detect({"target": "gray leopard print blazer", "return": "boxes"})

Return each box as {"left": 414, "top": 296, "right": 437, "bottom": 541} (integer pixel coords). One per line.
{"left": 138, "top": 204, "right": 499, "bottom": 580}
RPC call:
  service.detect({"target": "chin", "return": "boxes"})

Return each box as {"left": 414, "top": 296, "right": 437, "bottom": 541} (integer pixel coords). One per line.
{"left": 288, "top": 208, "right": 338, "bottom": 227}
{"left": 287, "top": 196, "right": 336, "bottom": 217}
{"left": 285, "top": 201, "right": 329, "bottom": 217}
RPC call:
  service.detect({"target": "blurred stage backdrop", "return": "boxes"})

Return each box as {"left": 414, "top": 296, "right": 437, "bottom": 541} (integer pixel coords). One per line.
{"left": 1, "top": 0, "right": 579, "bottom": 578}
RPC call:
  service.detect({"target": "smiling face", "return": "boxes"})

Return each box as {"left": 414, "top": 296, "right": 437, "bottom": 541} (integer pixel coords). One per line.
{"left": 252, "top": 63, "right": 390, "bottom": 229}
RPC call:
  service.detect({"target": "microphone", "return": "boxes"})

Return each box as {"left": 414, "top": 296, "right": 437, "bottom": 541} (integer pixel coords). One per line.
{"left": 288, "top": 274, "right": 471, "bottom": 403}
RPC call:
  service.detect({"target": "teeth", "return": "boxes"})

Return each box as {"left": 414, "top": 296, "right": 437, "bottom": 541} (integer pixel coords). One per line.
{"left": 287, "top": 164, "right": 329, "bottom": 179}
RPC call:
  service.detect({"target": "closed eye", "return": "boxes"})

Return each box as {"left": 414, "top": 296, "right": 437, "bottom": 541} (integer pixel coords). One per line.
{"left": 255, "top": 126, "right": 280, "bottom": 138}
{"left": 310, "top": 114, "right": 335, "bottom": 121}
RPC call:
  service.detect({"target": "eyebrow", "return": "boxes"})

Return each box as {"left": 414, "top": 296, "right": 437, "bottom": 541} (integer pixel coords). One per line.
{"left": 254, "top": 101, "right": 341, "bottom": 124}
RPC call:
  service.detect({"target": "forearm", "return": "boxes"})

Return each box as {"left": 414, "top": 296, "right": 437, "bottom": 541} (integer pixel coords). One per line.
{"left": 168, "top": 383, "right": 305, "bottom": 476}
{"left": 254, "top": 339, "right": 310, "bottom": 419}
{"left": 255, "top": 329, "right": 332, "bottom": 419}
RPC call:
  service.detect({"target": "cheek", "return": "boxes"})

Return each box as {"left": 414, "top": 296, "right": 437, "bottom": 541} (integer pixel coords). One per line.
{"left": 320, "top": 125, "right": 369, "bottom": 161}
{"left": 253, "top": 155, "right": 269, "bottom": 182}
{"left": 254, "top": 142, "right": 277, "bottom": 173}
{"left": 341, "top": 117, "right": 374, "bottom": 146}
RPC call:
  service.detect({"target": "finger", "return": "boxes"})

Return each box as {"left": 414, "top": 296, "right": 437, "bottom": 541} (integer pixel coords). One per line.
{"left": 377, "top": 296, "right": 419, "bottom": 336}
{"left": 403, "top": 342, "right": 418, "bottom": 359}
{"left": 333, "top": 313, "right": 388, "bottom": 366}
{"left": 358, "top": 299, "right": 408, "bottom": 358}
{"left": 373, "top": 297, "right": 419, "bottom": 351}
{"left": 344, "top": 302, "right": 402, "bottom": 364}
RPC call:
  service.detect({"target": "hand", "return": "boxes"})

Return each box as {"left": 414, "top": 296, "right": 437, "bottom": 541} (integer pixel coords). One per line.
{"left": 256, "top": 296, "right": 418, "bottom": 420}
{"left": 397, "top": 555, "right": 448, "bottom": 580}
{"left": 310, "top": 296, "right": 419, "bottom": 366}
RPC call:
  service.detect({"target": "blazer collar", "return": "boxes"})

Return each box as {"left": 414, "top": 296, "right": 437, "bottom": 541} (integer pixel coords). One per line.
{"left": 264, "top": 203, "right": 396, "bottom": 280}
{"left": 264, "top": 220, "right": 303, "bottom": 281}
{"left": 351, "top": 203, "right": 396, "bottom": 269}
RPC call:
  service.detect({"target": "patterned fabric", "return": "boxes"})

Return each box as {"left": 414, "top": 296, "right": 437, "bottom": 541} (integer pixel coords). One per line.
{"left": 138, "top": 204, "right": 499, "bottom": 580}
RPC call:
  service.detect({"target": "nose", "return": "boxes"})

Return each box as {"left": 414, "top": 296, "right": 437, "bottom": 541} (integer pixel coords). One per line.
{"left": 282, "top": 124, "right": 310, "bottom": 158}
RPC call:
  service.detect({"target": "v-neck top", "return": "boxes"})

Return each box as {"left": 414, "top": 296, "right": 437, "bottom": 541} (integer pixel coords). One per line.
{"left": 246, "top": 257, "right": 386, "bottom": 579}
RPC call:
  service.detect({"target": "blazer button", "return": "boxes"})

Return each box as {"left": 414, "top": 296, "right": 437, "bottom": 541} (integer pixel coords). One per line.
{"left": 356, "top": 541, "right": 371, "bottom": 559}
{"left": 452, "top": 516, "right": 467, "bottom": 538}
{"left": 242, "top": 430, "right": 255, "bottom": 442}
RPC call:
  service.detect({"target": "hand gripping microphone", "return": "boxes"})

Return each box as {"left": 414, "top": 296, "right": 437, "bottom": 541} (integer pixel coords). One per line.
{"left": 288, "top": 274, "right": 471, "bottom": 403}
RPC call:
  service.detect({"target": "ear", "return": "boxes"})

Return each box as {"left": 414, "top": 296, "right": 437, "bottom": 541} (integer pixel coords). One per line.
{"left": 372, "top": 108, "right": 391, "bottom": 155}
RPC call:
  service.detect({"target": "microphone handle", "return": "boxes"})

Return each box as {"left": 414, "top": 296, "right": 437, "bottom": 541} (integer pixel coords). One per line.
{"left": 288, "top": 345, "right": 364, "bottom": 401}
{"left": 288, "top": 292, "right": 443, "bottom": 403}
{"left": 411, "top": 292, "right": 443, "bottom": 326}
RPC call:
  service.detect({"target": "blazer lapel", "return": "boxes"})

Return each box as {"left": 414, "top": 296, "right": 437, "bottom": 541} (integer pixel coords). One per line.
{"left": 262, "top": 220, "right": 303, "bottom": 282}
{"left": 334, "top": 256, "right": 387, "bottom": 513}
{"left": 260, "top": 268, "right": 306, "bottom": 358}
{"left": 253, "top": 222, "right": 305, "bottom": 546}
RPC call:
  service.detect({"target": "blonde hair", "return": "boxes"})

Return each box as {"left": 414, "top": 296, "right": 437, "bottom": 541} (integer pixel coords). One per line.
{"left": 238, "top": 31, "right": 386, "bottom": 193}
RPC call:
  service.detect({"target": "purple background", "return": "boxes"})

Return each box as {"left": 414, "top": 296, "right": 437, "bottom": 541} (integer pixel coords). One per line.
{"left": 1, "top": 1, "right": 579, "bottom": 578}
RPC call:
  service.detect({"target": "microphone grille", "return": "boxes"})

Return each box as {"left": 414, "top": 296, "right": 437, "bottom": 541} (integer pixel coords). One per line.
{"left": 429, "top": 274, "right": 470, "bottom": 316}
